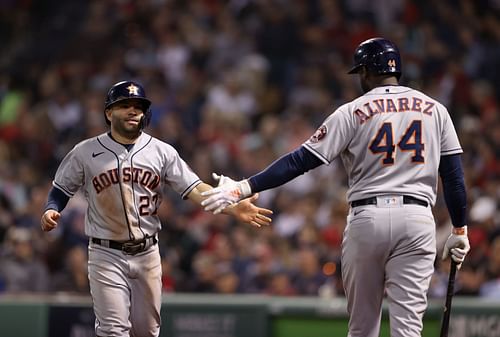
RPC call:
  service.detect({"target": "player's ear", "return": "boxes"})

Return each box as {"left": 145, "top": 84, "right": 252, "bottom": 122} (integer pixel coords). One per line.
{"left": 359, "top": 66, "right": 368, "bottom": 78}
{"left": 105, "top": 108, "right": 112, "bottom": 124}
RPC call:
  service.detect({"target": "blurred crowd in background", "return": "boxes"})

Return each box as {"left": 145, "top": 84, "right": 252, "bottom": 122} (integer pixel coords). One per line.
{"left": 0, "top": 0, "right": 498, "bottom": 299}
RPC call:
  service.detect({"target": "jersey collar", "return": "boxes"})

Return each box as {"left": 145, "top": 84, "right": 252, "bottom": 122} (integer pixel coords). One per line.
{"left": 98, "top": 132, "right": 151, "bottom": 154}
{"left": 365, "top": 85, "right": 411, "bottom": 95}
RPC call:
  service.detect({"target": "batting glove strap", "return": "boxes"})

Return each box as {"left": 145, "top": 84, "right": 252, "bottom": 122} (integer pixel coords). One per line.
{"left": 442, "top": 226, "right": 470, "bottom": 267}
{"left": 452, "top": 226, "right": 467, "bottom": 235}
{"left": 238, "top": 179, "right": 252, "bottom": 197}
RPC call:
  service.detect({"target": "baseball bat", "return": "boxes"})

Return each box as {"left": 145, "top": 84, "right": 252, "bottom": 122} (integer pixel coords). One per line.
{"left": 439, "top": 260, "right": 458, "bottom": 337}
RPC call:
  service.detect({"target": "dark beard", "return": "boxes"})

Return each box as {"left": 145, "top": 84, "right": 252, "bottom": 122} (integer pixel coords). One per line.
{"left": 114, "top": 120, "right": 141, "bottom": 140}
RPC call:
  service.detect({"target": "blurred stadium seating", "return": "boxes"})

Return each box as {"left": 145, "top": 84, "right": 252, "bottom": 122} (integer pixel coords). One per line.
{"left": 0, "top": 0, "right": 498, "bottom": 300}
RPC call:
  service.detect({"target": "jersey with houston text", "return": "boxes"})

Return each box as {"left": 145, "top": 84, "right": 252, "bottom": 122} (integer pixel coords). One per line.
{"left": 53, "top": 132, "right": 201, "bottom": 241}
{"left": 303, "top": 85, "right": 462, "bottom": 206}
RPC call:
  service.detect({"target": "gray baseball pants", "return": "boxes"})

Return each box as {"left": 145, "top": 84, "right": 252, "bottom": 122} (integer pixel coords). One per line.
{"left": 342, "top": 195, "right": 436, "bottom": 337}
{"left": 88, "top": 242, "right": 162, "bottom": 337}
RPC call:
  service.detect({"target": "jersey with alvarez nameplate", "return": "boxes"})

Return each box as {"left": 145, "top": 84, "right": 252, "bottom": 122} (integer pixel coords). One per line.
{"left": 303, "top": 85, "right": 462, "bottom": 205}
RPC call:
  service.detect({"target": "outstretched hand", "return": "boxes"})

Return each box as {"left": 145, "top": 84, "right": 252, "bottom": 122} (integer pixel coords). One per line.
{"left": 225, "top": 193, "right": 273, "bottom": 227}
{"left": 202, "top": 173, "right": 272, "bottom": 227}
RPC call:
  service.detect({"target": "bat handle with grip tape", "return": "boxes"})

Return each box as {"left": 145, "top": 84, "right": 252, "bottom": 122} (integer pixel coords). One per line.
{"left": 440, "top": 260, "right": 458, "bottom": 337}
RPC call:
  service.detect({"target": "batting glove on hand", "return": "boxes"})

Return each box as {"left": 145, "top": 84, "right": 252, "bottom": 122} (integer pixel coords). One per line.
{"left": 212, "top": 172, "right": 236, "bottom": 186}
{"left": 210, "top": 173, "right": 237, "bottom": 212}
{"left": 201, "top": 174, "right": 252, "bottom": 215}
{"left": 442, "top": 226, "right": 470, "bottom": 269}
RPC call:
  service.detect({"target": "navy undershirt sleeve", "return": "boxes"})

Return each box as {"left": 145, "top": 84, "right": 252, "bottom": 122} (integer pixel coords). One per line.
{"left": 248, "top": 146, "right": 323, "bottom": 193}
{"left": 438, "top": 154, "right": 467, "bottom": 228}
{"left": 45, "top": 186, "right": 70, "bottom": 212}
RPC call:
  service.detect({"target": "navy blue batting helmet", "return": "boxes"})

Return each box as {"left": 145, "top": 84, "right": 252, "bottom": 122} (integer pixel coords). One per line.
{"left": 348, "top": 38, "right": 402, "bottom": 79}
{"left": 104, "top": 80, "right": 152, "bottom": 128}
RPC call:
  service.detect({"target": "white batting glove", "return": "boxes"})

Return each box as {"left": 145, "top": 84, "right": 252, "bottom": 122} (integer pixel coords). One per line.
{"left": 201, "top": 173, "right": 236, "bottom": 214}
{"left": 201, "top": 174, "right": 252, "bottom": 214}
{"left": 212, "top": 172, "right": 236, "bottom": 186}
{"left": 442, "top": 226, "right": 470, "bottom": 269}
{"left": 210, "top": 173, "right": 238, "bottom": 213}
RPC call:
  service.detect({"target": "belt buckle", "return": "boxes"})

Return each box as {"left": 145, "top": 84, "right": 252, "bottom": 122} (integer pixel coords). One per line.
{"left": 383, "top": 197, "right": 397, "bottom": 205}
{"left": 378, "top": 195, "right": 401, "bottom": 208}
{"left": 122, "top": 240, "right": 146, "bottom": 255}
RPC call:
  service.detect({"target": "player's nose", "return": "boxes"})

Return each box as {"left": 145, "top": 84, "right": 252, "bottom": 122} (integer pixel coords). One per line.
{"left": 126, "top": 106, "right": 142, "bottom": 115}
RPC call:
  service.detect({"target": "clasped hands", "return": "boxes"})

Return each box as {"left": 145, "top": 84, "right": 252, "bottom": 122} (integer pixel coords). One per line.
{"left": 201, "top": 173, "right": 253, "bottom": 214}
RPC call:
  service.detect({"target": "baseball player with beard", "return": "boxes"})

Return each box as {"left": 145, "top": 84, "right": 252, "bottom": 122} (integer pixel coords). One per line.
{"left": 40, "top": 80, "right": 272, "bottom": 337}
{"left": 201, "top": 38, "right": 470, "bottom": 337}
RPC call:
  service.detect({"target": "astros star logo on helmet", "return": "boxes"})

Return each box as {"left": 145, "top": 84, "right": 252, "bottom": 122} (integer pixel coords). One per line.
{"left": 127, "top": 84, "right": 139, "bottom": 95}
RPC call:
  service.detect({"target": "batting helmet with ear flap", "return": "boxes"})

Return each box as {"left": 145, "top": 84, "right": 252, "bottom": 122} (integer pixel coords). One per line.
{"left": 104, "top": 80, "right": 152, "bottom": 128}
{"left": 348, "top": 37, "right": 402, "bottom": 79}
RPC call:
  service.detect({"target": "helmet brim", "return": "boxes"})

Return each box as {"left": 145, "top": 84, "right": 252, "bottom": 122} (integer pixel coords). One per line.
{"left": 347, "top": 65, "right": 362, "bottom": 74}
{"left": 105, "top": 97, "right": 151, "bottom": 111}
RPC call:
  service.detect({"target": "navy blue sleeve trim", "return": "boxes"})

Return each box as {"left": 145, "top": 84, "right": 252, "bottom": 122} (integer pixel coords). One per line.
{"left": 45, "top": 186, "right": 70, "bottom": 212}
{"left": 53, "top": 181, "right": 74, "bottom": 197}
{"left": 181, "top": 180, "right": 202, "bottom": 200}
{"left": 439, "top": 154, "right": 467, "bottom": 228}
{"left": 302, "top": 144, "right": 329, "bottom": 164}
{"left": 248, "top": 146, "right": 323, "bottom": 193}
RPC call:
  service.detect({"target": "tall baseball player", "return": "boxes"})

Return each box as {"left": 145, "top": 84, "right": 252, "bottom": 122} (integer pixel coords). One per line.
{"left": 40, "top": 80, "right": 272, "bottom": 337}
{"left": 201, "top": 38, "right": 470, "bottom": 337}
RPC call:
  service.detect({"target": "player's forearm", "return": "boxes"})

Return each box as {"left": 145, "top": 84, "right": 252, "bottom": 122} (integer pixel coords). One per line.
{"left": 45, "top": 186, "right": 70, "bottom": 212}
{"left": 187, "top": 182, "right": 213, "bottom": 205}
{"left": 248, "top": 146, "right": 323, "bottom": 193}
{"left": 439, "top": 154, "right": 467, "bottom": 228}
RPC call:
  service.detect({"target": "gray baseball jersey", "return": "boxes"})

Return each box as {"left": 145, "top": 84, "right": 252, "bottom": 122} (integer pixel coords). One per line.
{"left": 303, "top": 85, "right": 462, "bottom": 206}
{"left": 53, "top": 131, "right": 201, "bottom": 241}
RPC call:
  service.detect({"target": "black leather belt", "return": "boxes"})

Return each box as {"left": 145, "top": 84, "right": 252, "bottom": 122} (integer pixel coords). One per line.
{"left": 91, "top": 236, "right": 158, "bottom": 255}
{"left": 351, "top": 195, "right": 428, "bottom": 208}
